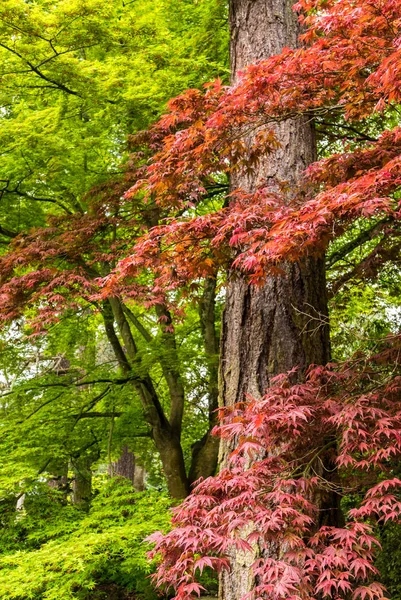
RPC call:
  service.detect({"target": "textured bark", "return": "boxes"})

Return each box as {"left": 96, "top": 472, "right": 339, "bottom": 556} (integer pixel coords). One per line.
{"left": 219, "top": 2, "right": 331, "bottom": 599}
{"left": 109, "top": 445, "right": 146, "bottom": 491}
{"left": 220, "top": 259, "right": 330, "bottom": 412}
{"left": 156, "top": 433, "right": 189, "bottom": 498}
{"left": 47, "top": 461, "right": 69, "bottom": 503}
{"left": 109, "top": 445, "right": 136, "bottom": 484}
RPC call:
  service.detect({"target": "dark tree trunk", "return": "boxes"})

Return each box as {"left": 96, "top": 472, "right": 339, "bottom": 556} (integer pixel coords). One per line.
{"left": 109, "top": 445, "right": 136, "bottom": 484}
{"left": 105, "top": 298, "right": 189, "bottom": 499}
{"left": 71, "top": 456, "right": 92, "bottom": 511}
{"left": 219, "top": 1, "right": 331, "bottom": 598}
{"left": 109, "top": 445, "right": 146, "bottom": 491}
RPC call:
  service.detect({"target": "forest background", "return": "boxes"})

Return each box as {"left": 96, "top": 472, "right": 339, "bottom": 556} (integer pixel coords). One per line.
{"left": 0, "top": 0, "right": 400, "bottom": 599}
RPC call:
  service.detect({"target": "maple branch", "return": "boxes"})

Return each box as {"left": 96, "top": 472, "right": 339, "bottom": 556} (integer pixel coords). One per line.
{"left": 155, "top": 304, "right": 186, "bottom": 436}
{"left": 70, "top": 436, "right": 101, "bottom": 460}
{"left": 123, "top": 300, "right": 187, "bottom": 438}
{"left": 69, "top": 387, "right": 114, "bottom": 425}
{"left": 291, "top": 439, "right": 337, "bottom": 478}
{"left": 189, "top": 276, "right": 220, "bottom": 484}
{"left": 1, "top": 376, "right": 140, "bottom": 401}
{"left": 0, "top": 176, "right": 75, "bottom": 214}
{"left": 327, "top": 217, "right": 393, "bottom": 268}
{"left": 74, "top": 375, "right": 137, "bottom": 386}
{"left": 109, "top": 297, "right": 138, "bottom": 362}
{"left": 328, "top": 237, "right": 401, "bottom": 298}
{"left": 0, "top": 42, "right": 82, "bottom": 97}
{"left": 316, "top": 120, "right": 378, "bottom": 143}
{"left": 70, "top": 411, "right": 123, "bottom": 419}
{"left": 106, "top": 298, "right": 170, "bottom": 433}
{"left": 17, "top": 392, "right": 65, "bottom": 423}
{"left": 35, "top": 44, "right": 98, "bottom": 70}
{"left": 204, "top": 182, "right": 229, "bottom": 198}
{"left": 102, "top": 301, "right": 132, "bottom": 374}
{"left": 9, "top": 187, "right": 74, "bottom": 215}
{"left": 0, "top": 41, "right": 118, "bottom": 104}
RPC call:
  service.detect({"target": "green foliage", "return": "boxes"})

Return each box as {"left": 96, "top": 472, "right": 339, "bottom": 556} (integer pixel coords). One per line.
{"left": 0, "top": 292, "right": 220, "bottom": 494}
{"left": 376, "top": 523, "right": 401, "bottom": 600}
{"left": 0, "top": 479, "right": 171, "bottom": 599}
{"left": 327, "top": 218, "right": 401, "bottom": 360}
{"left": 330, "top": 283, "right": 401, "bottom": 360}
{"left": 0, "top": 0, "right": 227, "bottom": 500}
{"left": 0, "top": 0, "right": 228, "bottom": 232}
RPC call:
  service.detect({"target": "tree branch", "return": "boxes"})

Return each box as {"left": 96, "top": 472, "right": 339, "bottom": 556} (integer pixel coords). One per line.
{"left": 123, "top": 304, "right": 153, "bottom": 342}
{"left": 316, "top": 120, "right": 378, "bottom": 143}
{"left": 0, "top": 224, "right": 17, "bottom": 238}
{"left": 70, "top": 411, "right": 123, "bottom": 419}
{"left": 0, "top": 42, "right": 82, "bottom": 97}
{"left": 155, "top": 304, "right": 186, "bottom": 436}
{"left": 102, "top": 301, "right": 131, "bottom": 374}
{"left": 327, "top": 217, "right": 393, "bottom": 268}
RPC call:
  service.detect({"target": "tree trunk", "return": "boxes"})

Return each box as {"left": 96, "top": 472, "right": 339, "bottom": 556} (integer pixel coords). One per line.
{"left": 133, "top": 463, "right": 145, "bottom": 491}
{"left": 71, "top": 456, "right": 92, "bottom": 510}
{"left": 219, "top": 2, "right": 331, "bottom": 599}
{"left": 109, "top": 445, "right": 136, "bottom": 484}
{"left": 189, "top": 277, "right": 220, "bottom": 486}
{"left": 105, "top": 298, "right": 189, "bottom": 499}
{"left": 109, "top": 445, "right": 146, "bottom": 491}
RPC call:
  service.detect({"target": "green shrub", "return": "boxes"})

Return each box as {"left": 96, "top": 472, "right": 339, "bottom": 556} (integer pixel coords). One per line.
{"left": 0, "top": 479, "right": 171, "bottom": 599}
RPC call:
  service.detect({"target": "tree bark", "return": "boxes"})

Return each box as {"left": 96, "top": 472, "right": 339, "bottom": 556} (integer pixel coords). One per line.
{"left": 71, "top": 456, "right": 92, "bottom": 511}
{"left": 109, "top": 445, "right": 146, "bottom": 491}
{"left": 219, "top": 2, "right": 331, "bottom": 598}
{"left": 109, "top": 445, "right": 136, "bottom": 484}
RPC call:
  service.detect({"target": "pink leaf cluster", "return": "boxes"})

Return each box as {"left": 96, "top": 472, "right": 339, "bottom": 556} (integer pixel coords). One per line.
{"left": 149, "top": 351, "right": 401, "bottom": 599}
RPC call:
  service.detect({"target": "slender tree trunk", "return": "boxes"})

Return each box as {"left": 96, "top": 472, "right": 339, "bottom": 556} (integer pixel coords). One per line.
{"left": 105, "top": 298, "right": 189, "bottom": 499}
{"left": 104, "top": 280, "right": 221, "bottom": 497}
{"left": 71, "top": 456, "right": 92, "bottom": 510}
{"left": 189, "top": 277, "right": 220, "bottom": 485}
{"left": 219, "top": 2, "right": 331, "bottom": 598}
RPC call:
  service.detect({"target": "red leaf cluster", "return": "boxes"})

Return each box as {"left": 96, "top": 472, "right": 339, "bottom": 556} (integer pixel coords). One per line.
{"left": 108, "top": 0, "right": 401, "bottom": 288}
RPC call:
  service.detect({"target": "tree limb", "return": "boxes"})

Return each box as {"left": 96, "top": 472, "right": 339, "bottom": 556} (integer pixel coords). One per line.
{"left": 327, "top": 217, "right": 393, "bottom": 268}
